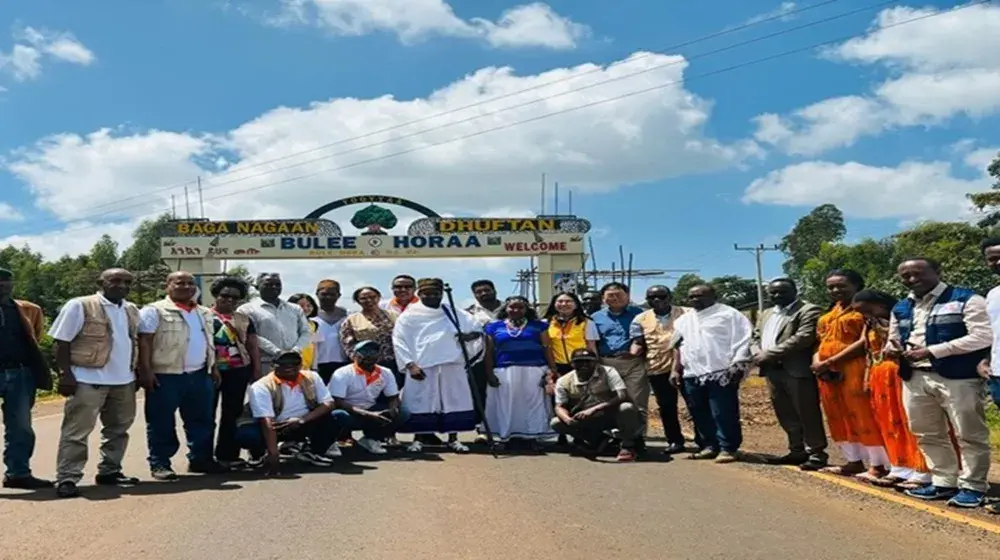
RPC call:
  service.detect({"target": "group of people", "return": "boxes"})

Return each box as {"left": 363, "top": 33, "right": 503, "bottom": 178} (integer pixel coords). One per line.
{"left": 1, "top": 248, "right": 999, "bottom": 513}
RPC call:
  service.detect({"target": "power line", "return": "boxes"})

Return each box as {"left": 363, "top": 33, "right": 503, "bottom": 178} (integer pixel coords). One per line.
{"left": 49, "top": 0, "right": 849, "bottom": 219}
{"left": 734, "top": 243, "right": 781, "bottom": 313}
{"left": 5, "top": 0, "right": 985, "bottom": 239}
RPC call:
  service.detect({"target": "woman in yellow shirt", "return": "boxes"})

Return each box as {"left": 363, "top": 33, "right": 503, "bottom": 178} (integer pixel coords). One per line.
{"left": 288, "top": 293, "right": 320, "bottom": 369}
{"left": 542, "top": 292, "right": 600, "bottom": 376}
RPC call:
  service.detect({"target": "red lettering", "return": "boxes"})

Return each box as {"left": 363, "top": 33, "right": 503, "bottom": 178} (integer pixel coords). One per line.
{"left": 502, "top": 241, "right": 568, "bottom": 253}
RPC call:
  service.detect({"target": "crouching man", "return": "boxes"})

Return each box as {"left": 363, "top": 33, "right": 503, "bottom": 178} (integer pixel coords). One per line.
{"left": 328, "top": 340, "right": 409, "bottom": 456}
{"left": 237, "top": 350, "right": 337, "bottom": 474}
{"left": 551, "top": 348, "right": 642, "bottom": 462}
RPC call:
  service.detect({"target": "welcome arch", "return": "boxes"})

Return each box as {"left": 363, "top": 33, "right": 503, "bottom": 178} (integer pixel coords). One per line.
{"left": 158, "top": 195, "right": 591, "bottom": 306}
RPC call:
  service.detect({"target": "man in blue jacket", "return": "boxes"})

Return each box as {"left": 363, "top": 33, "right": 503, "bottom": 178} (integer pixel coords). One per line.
{"left": 889, "top": 257, "right": 992, "bottom": 509}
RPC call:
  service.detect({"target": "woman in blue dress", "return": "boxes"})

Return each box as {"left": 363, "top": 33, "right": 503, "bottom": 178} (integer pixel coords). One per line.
{"left": 483, "top": 296, "right": 559, "bottom": 448}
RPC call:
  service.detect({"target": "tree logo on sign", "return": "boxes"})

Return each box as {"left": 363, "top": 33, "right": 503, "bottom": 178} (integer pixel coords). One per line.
{"left": 350, "top": 204, "right": 398, "bottom": 235}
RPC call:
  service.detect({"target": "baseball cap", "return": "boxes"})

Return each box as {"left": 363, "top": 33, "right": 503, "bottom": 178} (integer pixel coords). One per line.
{"left": 570, "top": 348, "right": 598, "bottom": 362}
{"left": 354, "top": 340, "right": 380, "bottom": 356}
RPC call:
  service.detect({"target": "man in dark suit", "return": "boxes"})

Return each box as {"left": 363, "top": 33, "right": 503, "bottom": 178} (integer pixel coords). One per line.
{"left": 752, "top": 278, "right": 828, "bottom": 470}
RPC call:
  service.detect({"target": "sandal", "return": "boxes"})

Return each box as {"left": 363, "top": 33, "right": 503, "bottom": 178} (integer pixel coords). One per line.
{"left": 870, "top": 476, "right": 905, "bottom": 488}
{"left": 820, "top": 464, "right": 865, "bottom": 476}
{"left": 853, "top": 471, "right": 884, "bottom": 484}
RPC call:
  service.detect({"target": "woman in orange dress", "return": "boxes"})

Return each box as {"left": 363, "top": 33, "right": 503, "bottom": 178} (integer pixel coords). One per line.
{"left": 811, "top": 270, "right": 889, "bottom": 479}
{"left": 851, "top": 289, "right": 931, "bottom": 489}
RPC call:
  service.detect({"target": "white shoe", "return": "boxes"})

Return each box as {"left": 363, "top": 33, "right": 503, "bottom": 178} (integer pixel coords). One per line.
{"left": 296, "top": 450, "right": 335, "bottom": 467}
{"left": 324, "top": 443, "right": 343, "bottom": 458}
{"left": 357, "top": 437, "right": 387, "bottom": 455}
{"left": 406, "top": 441, "right": 423, "bottom": 453}
{"left": 448, "top": 440, "right": 470, "bottom": 453}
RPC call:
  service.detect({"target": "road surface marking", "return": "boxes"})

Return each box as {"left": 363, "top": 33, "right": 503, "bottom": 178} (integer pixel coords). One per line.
{"left": 786, "top": 466, "right": 1000, "bottom": 535}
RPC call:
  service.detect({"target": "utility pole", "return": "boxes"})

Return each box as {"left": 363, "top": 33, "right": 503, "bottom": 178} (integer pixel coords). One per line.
{"left": 734, "top": 243, "right": 780, "bottom": 312}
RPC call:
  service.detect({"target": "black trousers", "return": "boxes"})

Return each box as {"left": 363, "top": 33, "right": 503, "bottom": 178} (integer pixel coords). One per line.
{"left": 766, "top": 372, "right": 828, "bottom": 458}
{"left": 648, "top": 374, "right": 686, "bottom": 447}
{"left": 317, "top": 361, "right": 351, "bottom": 385}
{"left": 470, "top": 360, "right": 488, "bottom": 422}
{"left": 213, "top": 365, "right": 253, "bottom": 462}
{"left": 237, "top": 415, "right": 338, "bottom": 457}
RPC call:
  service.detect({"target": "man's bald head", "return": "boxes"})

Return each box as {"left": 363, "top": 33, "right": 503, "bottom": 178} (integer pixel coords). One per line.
{"left": 99, "top": 268, "right": 134, "bottom": 303}
{"left": 165, "top": 271, "right": 198, "bottom": 304}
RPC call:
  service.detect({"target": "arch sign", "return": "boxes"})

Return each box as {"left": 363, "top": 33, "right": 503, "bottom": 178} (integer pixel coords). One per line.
{"left": 159, "top": 195, "right": 590, "bottom": 261}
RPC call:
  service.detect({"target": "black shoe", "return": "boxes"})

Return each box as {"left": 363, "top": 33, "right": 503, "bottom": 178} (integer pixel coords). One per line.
{"left": 95, "top": 472, "right": 140, "bottom": 486}
{"left": 418, "top": 434, "right": 445, "bottom": 445}
{"left": 768, "top": 452, "right": 810, "bottom": 466}
{"left": 188, "top": 460, "right": 230, "bottom": 474}
{"left": 56, "top": 481, "right": 80, "bottom": 498}
{"left": 2, "top": 475, "right": 53, "bottom": 489}
{"left": 663, "top": 442, "right": 686, "bottom": 454}
{"left": 799, "top": 456, "right": 829, "bottom": 471}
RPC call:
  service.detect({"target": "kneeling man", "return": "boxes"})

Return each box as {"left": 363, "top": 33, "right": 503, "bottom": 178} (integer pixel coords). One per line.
{"left": 237, "top": 350, "right": 337, "bottom": 474}
{"left": 551, "top": 348, "right": 642, "bottom": 462}
{"left": 328, "top": 341, "right": 407, "bottom": 456}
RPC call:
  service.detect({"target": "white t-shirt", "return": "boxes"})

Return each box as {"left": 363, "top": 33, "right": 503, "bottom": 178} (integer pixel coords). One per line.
{"left": 48, "top": 294, "right": 136, "bottom": 386}
{"left": 248, "top": 371, "right": 333, "bottom": 422}
{"left": 138, "top": 305, "right": 209, "bottom": 372}
{"left": 986, "top": 286, "right": 1000, "bottom": 378}
{"left": 313, "top": 316, "right": 347, "bottom": 364}
{"left": 328, "top": 364, "right": 399, "bottom": 410}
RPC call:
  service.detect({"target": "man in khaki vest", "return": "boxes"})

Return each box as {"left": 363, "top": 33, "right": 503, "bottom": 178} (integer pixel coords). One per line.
{"left": 238, "top": 350, "right": 336, "bottom": 475}
{"left": 0, "top": 267, "right": 52, "bottom": 490}
{"left": 631, "top": 285, "right": 690, "bottom": 454}
{"left": 49, "top": 269, "right": 141, "bottom": 498}
{"left": 138, "top": 271, "right": 222, "bottom": 481}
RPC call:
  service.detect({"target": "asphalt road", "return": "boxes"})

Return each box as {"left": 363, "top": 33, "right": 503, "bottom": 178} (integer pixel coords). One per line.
{"left": 1, "top": 400, "right": 997, "bottom": 559}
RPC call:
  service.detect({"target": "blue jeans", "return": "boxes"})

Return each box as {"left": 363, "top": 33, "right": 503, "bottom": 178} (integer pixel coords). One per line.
{"left": 144, "top": 370, "right": 215, "bottom": 470}
{"left": 683, "top": 377, "right": 742, "bottom": 453}
{"left": 0, "top": 367, "right": 36, "bottom": 478}
{"left": 235, "top": 414, "right": 338, "bottom": 457}
{"left": 330, "top": 403, "right": 409, "bottom": 441}
{"left": 987, "top": 377, "right": 1000, "bottom": 409}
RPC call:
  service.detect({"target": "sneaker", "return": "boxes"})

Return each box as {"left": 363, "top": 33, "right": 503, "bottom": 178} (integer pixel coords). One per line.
{"left": 448, "top": 440, "right": 470, "bottom": 454}
{"left": 715, "top": 451, "right": 740, "bottom": 464}
{"left": 95, "top": 472, "right": 140, "bottom": 486}
{"left": 947, "top": 489, "right": 986, "bottom": 509}
{"left": 151, "top": 467, "right": 179, "bottom": 481}
{"left": 905, "top": 484, "right": 958, "bottom": 501}
{"left": 218, "top": 459, "right": 248, "bottom": 470}
{"left": 296, "top": 450, "right": 335, "bottom": 467}
{"left": 385, "top": 436, "right": 401, "bottom": 447}
{"left": 616, "top": 448, "right": 637, "bottom": 462}
{"left": 406, "top": 441, "right": 424, "bottom": 453}
{"left": 56, "top": 481, "right": 80, "bottom": 498}
{"left": 246, "top": 456, "right": 266, "bottom": 469}
{"left": 279, "top": 441, "right": 302, "bottom": 458}
{"left": 357, "top": 437, "right": 387, "bottom": 455}
{"left": 2, "top": 475, "right": 53, "bottom": 489}
{"left": 324, "top": 443, "right": 343, "bottom": 458}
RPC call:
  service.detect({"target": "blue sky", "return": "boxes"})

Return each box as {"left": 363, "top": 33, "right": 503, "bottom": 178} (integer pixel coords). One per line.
{"left": 1, "top": 0, "right": 998, "bottom": 304}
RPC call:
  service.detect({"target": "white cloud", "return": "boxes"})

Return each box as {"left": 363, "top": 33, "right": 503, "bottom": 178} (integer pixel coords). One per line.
{"left": 1, "top": 50, "right": 752, "bottom": 296}
{"left": 264, "top": 0, "right": 589, "bottom": 49}
{"left": 3, "top": 50, "right": 757, "bottom": 228}
{"left": 963, "top": 147, "right": 999, "bottom": 173}
{"left": 0, "top": 26, "right": 95, "bottom": 84}
{"left": 743, "top": 2, "right": 798, "bottom": 26}
{"left": 742, "top": 159, "right": 988, "bottom": 221}
{"left": 0, "top": 202, "right": 25, "bottom": 222}
{"left": 752, "top": 3, "right": 1000, "bottom": 156}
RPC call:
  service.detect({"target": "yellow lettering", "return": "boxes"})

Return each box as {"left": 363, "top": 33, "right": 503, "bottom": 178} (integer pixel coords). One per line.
{"left": 177, "top": 223, "right": 190, "bottom": 235}
{"left": 538, "top": 219, "right": 555, "bottom": 230}
{"left": 439, "top": 220, "right": 456, "bottom": 233}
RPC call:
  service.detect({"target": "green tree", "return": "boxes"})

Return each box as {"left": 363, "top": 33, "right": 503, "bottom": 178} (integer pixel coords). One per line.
{"left": 967, "top": 150, "right": 1000, "bottom": 226}
{"left": 709, "top": 275, "right": 758, "bottom": 309}
{"left": 90, "top": 234, "right": 120, "bottom": 271}
{"left": 351, "top": 204, "right": 397, "bottom": 234}
{"left": 672, "top": 273, "right": 705, "bottom": 305}
{"left": 892, "top": 221, "right": 997, "bottom": 295}
{"left": 799, "top": 238, "right": 899, "bottom": 304}
{"left": 121, "top": 214, "right": 173, "bottom": 305}
{"left": 780, "top": 204, "right": 846, "bottom": 279}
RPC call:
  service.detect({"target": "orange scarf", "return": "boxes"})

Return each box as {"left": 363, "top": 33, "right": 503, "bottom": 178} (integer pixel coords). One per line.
{"left": 353, "top": 363, "right": 381, "bottom": 386}
{"left": 390, "top": 296, "right": 418, "bottom": 310}
{"left": 274, "top": 372, "right": 305, "bottom": 388}
{"left": 173, "top": 300, "right": 196, "bottom": 312}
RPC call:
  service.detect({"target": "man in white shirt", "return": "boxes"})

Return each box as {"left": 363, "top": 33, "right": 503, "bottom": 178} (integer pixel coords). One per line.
{"left": 328, "top": 341, "right": 406, "bottom": 455}
{"left": 138, "top": 271, "right": 223, "bottom": 481}
{"left": 466, "top": 279, "right": 501, "bottom": 444}
{"left": 393, "top": 277, "right": 481, "bottom": 453}
{"left": 980, "top": 239, "right": 1000, "bottom": 515}
{"left": 313, "top": 279, "right": 349, "bottom": 383}
{"left": 50, "top": 269, "right": 141, "bottom": 498}
{"left": 671, "top": 284, "right": 753, "bottom": 464}
{"left": 238, "top": 350, "right": 337, "bottom": 475}
{"left": 237, "top": 273, "right": 312, "bottom": 375}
